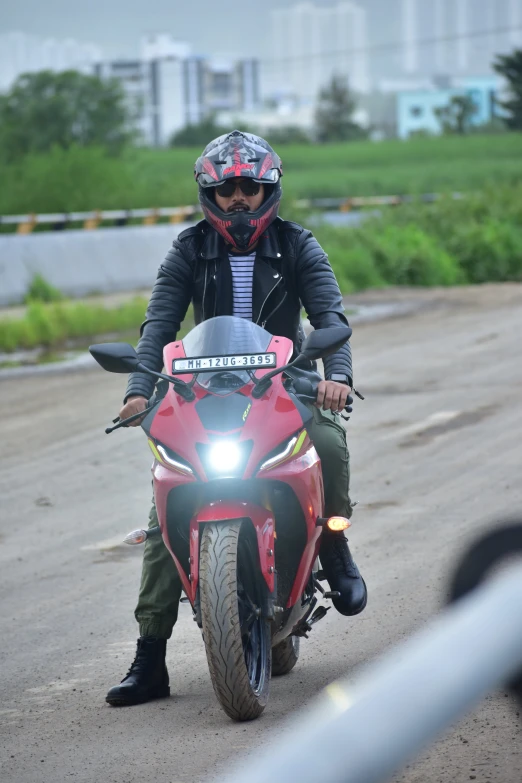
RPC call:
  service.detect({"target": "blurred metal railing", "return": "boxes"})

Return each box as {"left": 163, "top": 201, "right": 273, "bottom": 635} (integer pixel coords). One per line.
{"left": 211, "top": 523, "right": 522, "bottom": 783}
{"left": 295, "top": 191, "right": 465, "bottom": 212}
{"left": 1, "top": 205, "right": 202, "bottom": 234}
{"left": 1, "top": 192, "right": 466, "bottom": 234}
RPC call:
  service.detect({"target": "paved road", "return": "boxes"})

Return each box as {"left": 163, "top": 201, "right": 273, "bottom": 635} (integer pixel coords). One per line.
{"left": 1, "top": 284, "right": 521, "bottom": 783}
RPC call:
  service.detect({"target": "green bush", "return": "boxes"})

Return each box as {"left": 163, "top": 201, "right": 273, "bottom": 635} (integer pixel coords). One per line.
{"left": 310, "top": 181, "right": 522, "bottom": 291}
{"left": 312, "top": 226, "right": 387, "bottom": 292}
{"left": 24, "top": 274, "right": 64, "bottom": 303}
{"left": 444, "top": 219, "right": 522, "bottom": 283}
{"left": 366, "top": 223, "right": 461, "bottom": 286}
{"left": 314, "top": 221, "right": 462, "bottom": 290}
{"left": 0, "top": 297, "right": 148, "bottom": 353}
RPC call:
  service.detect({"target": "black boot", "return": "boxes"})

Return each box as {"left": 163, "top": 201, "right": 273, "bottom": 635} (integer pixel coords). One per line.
{"left": 319, "top": 532, "right": 367, "bottom": 616}
{"left": 106, "top": 637, "right": 170, "bottom": 706}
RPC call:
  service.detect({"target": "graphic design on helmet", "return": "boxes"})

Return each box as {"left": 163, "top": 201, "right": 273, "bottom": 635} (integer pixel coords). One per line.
{"left": 202, "top": 157, "right": 220, "bottom": 182}
{"left": 222, "top": 147, "right": 255, "bottom": 178}
{"left": 195, "top": 130, "right": 283, "bottom": 252}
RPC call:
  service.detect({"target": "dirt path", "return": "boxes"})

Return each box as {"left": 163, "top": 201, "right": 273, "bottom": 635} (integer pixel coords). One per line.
{"left": 0, "top": 283, "right": 521, "bottom": 783}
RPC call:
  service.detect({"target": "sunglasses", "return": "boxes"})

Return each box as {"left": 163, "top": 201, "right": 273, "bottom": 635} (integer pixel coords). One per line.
{"left": 215, "top": 180, "right": 261, "bottom": 198}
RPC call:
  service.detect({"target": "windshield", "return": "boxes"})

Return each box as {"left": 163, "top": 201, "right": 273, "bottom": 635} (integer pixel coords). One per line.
{"left": 181, "top": 316, "right": 273, "bottom": 395}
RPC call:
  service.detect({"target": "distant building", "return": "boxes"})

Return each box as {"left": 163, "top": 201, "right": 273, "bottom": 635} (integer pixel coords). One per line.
{"left": 204, "top": 58, "right": 260, "bottom": 113}
{"left": 96, "top": 54, "right": 260, "bottom": 147}
{"left": 397, "top": 76, "right": 502, "bottom": 138}
{"left": 0, "top": 31, "right": 102, "bottom": 91}
{"left": 400, "top": 0, "right": 522, "bottom": 79}
{"left": 216, "top": 101, "right": 369, "bottom": 140}
{"left": 269, "top": 1, "right": 369, "bottom": 105}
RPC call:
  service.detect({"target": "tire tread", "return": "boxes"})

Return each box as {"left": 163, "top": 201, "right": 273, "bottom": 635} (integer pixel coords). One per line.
{"left": 199, "top": 522, "right": 271, "bottom": 721}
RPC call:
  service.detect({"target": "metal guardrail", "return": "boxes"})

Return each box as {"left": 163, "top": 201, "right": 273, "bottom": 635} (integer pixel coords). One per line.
{"left": 211, "top": 521, "right": 522, "bottom": 783}
{"left": 1, "top": 205, "right": 202, "bottom": 234}
{"left": 295, "top": 191, "right": 465, "bottom": 211}
{"left": 1, "top": 193, "right": 465, "bottom": 234}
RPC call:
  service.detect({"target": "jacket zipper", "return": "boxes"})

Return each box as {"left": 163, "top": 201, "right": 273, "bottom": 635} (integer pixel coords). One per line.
{"left": 261, "top": 290, "right": 288, "bottom": 329}
{"left": 202, "top": 264, "right": 209, "bottom": 319}
{"left": 256, "top": 275, "right": 283, "bottom": 327}
{"left": 213, "top": 262, "right": 217, "bottom": 317}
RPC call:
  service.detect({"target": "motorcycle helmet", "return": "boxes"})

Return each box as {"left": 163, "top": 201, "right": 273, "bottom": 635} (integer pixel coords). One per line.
{"left": 194, "top": 130, "right": 283, "bottom": 252}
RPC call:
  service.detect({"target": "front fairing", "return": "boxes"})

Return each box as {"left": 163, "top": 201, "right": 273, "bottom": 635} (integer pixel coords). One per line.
{"left": 142, "top": 316, "right": 325, "bottom": 611}
{"left": 148, "top": 317, "right": 306, "bottom": 480}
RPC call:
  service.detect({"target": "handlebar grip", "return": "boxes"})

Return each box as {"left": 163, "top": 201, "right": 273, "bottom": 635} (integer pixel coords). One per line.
{"left": 295, "top": 388, "right": 354, "bottom": 413}
{"left": 291, "top": 378, "right": 317, "bottom": 397}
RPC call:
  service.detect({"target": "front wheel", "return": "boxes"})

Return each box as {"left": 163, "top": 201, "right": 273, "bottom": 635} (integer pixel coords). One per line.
{"left": 272, "top": 635, "right": 300, "bottom": 676}
{"left": 199, "top": 521, "right": 271, "bottom": 721}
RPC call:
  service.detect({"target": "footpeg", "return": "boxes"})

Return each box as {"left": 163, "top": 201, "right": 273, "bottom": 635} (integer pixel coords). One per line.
{"left": 324, "top": 590, "right": 341, "bottom": 599}
{"left": 309, "top": 605, "right": 330, "bottom": 625}
{"left": 293, "top": 605, "right": 331, "bottom": 638}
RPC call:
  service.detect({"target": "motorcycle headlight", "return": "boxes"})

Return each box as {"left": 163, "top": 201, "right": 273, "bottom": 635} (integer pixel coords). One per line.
{"left": 196, "top": 439, "right": 253, "bottom": 480}
{"left": 259, "top": 430, "right": 307, "bottom": 472}
{"left": 208, "top": 441, "right": 242, "bottom": 473}
{"left": 148, "top": 439, "right": 194, "bottom": 475}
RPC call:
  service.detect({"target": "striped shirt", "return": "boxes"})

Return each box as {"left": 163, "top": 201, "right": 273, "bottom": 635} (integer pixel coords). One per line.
{"left": 229, "top": 252, "right": 256, "bottom": 321}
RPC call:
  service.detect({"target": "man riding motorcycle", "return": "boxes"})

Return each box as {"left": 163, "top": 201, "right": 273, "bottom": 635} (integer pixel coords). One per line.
{"left": 106, "top": 130, "right": 367, "bottom": 707}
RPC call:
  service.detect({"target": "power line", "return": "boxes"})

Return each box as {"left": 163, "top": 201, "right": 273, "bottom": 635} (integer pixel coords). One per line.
{"left": 259, "top": 24, "right": 522, "bottom": 69}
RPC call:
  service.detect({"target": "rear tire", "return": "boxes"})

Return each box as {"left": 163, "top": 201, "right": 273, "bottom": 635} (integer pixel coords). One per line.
{"left": 199, "top": 521, "right": 271, "bottom": 721}
{"left": 272, "top": 635, "right": 300, "bottom": 676}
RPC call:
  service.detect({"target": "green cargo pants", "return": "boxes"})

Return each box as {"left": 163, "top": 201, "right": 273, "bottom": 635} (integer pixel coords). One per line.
{"left": 135, "top": 405, "right": 352, "bottom": 639}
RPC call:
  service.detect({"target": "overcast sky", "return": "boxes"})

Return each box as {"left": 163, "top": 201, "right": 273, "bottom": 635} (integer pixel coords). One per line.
{"left": 2, "top": 0, "right": 313, "bottom": 59}
{"left": 2, "top": 0, "right": 502, "bottom": 74}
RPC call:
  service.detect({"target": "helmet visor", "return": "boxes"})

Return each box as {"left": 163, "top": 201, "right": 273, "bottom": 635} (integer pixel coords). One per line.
{"left": 197, "top": 167, "right": 280, "bottom": 188}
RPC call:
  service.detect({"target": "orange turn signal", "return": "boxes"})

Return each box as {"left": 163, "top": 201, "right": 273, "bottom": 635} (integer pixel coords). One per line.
{"left": 123, "top": 529, "right": 148, "bottom": 545}
{"left": 326, "top": 516, "right": 352, "bottom": 532}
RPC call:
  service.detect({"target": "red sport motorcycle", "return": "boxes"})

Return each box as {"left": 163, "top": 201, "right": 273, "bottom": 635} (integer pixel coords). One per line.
{"left": 90, "top": 316, "right": 354, "bottom": 721}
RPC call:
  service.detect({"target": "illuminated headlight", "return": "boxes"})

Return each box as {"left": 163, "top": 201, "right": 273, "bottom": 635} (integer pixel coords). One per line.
{"left": 259, "top": 430, "right": 308, "bottom": 472}
{"left": 148, "top": 439, "right": 194, "bottom": 475}
{"left": 260, "top": 436, "right": 298, "bottom": 471}
{"left": 208, "top": 441, "right": 242, "bottom": 473}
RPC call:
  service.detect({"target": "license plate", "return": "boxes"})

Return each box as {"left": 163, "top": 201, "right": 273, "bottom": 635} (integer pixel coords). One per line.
{"left": 173, "top": 352, "right": 277, "bottom": 373}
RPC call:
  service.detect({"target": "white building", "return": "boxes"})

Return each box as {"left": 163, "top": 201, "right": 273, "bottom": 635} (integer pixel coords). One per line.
{"left": 96, "top": 55, "right": 260, "bottom": 146}
{"left": 0, "top": 31, "right": 102, "bottom": 91}
{"left": 401, "top": 0, "right": 522, "bottom": 78}
{"left": 269, "top": 1, "right": 369, "bottom": 105}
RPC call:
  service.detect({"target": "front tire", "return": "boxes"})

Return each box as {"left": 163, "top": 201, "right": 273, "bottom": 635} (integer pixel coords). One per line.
{"left": 272, "top": 635, "right": 300, "bottom": 676}
{"left": 199, "top": 521, "right": 271, "bottom": 721}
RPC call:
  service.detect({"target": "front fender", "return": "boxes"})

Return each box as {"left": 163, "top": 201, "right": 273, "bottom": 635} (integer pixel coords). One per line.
{"left": 189, "top": 501, "right": 275, "bottom": 597}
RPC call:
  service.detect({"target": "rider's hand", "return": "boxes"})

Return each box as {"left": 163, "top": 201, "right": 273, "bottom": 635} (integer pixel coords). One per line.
{"left": 316, "top": 380, "right": 352, "bottom": 413}
{"left": 119, "top": 396, "right": 148, "bottom": 427}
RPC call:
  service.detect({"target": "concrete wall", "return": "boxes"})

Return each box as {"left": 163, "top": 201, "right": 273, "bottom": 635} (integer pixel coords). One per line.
{"left": 0, "top": 223, "right": 193, "bottom": 306}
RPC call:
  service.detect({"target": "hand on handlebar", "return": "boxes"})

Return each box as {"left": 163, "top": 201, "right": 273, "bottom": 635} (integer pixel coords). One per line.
{"left": 316, "top": 380, "right": 352, "bottom": 413}
{"left": 118, "top": 396, "right": 148, "bottom": 427}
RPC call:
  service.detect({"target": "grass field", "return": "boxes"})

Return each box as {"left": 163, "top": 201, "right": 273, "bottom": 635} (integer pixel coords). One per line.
{"left": 1, "top": 134, "right": 522, "bottom": 217}
{"left": 2, "top": 134, "right": 522, "bottom": 352}
{"left": 2, "top": 181, "right": 522, "bottom": 353}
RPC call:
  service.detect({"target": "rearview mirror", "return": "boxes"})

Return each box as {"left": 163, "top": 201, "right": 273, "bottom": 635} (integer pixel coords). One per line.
{"left": 89, "top": 343, "right": 141, "bottom": 374}
{"left": 299, "top": 326, "right": 352, "bottom": 361}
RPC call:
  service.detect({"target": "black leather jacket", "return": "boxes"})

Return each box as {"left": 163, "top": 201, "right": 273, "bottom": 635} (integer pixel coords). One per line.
{"left": 125, "top": 217, "right": 353, "bottom": 401}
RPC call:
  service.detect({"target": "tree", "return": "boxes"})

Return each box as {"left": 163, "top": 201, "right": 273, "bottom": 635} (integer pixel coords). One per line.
{"left": 315, "top": 75, "right": 367, "bottom": 143}
{"left": 170, "top": 116, "right": 239, "bottom": 147}
{"left": 0, "top": 70, "right": 133, "bottom": 161}
{"left": 493, "top": 49, "right": 522, "bottom": 130}
{"left": 265, "top": 126, "right": 311, "bottom": 145}
{"left": 434, "top": 95, "right": 477, "bottom": 135}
